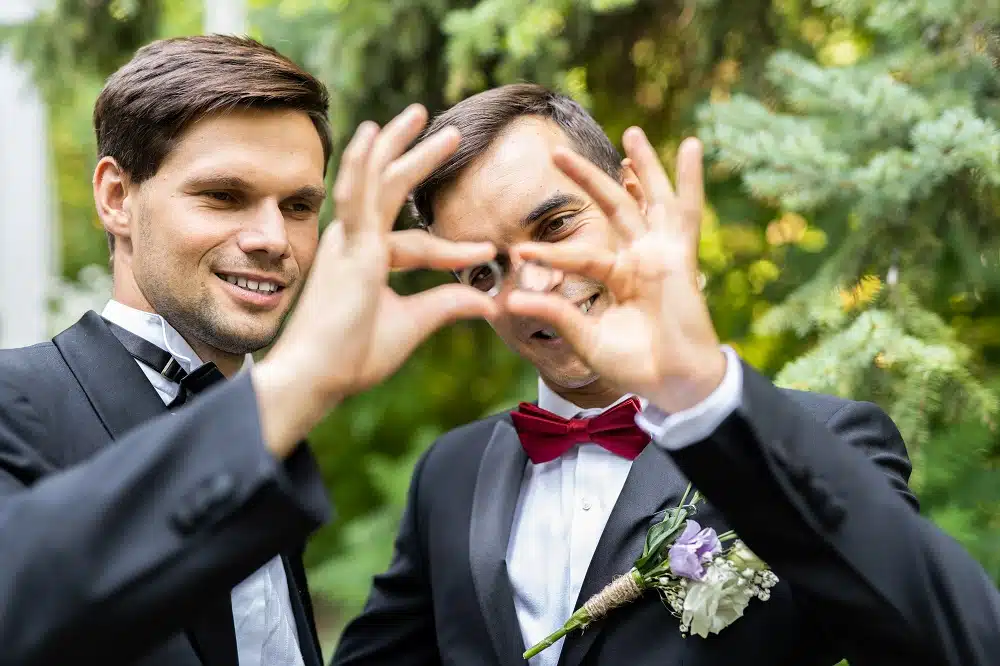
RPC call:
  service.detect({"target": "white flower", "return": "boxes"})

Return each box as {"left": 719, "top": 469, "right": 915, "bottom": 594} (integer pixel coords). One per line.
{"left": 727, "top": 540, "right": 770, "bottom": 572}
{"left": 680, "top": 561, "right": 754, "bottom": 638}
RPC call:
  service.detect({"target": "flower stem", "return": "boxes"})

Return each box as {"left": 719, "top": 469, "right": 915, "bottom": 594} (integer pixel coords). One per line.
{"left": 522, "top": 607, "right": 592, "bottom": 659}
{"left": 522, "top": 569, "right": 645, "bottom": 660}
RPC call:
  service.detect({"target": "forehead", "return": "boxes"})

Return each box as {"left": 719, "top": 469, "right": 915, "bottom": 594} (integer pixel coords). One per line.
{"left": 432, "top": 116, "right": 590, "bottom": 243}
{"left": 153, "top": 108, "right": 326, "bottom": 189}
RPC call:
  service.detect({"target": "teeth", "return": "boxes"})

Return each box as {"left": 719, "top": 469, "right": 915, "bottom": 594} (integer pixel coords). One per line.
{"left": 219, "top": 274, "right": 279, "bottom": 294}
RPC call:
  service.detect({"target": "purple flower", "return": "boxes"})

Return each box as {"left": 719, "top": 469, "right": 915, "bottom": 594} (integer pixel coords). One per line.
{"left": 668, "top": 520, "right": 722, "bottom": 580}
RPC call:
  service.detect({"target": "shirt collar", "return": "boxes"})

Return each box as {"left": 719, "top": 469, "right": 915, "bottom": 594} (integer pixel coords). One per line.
{"left": 101, "top": 300, "right": 253, "bottom": 374}
{"left": 536, "top": 376, "right": 646, "bottom": 419}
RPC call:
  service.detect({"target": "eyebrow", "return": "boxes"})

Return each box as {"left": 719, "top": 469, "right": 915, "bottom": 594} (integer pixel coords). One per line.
{"left": 519, "top": 192, "right": 586, "bottom": 229}
{"left": 182, "top": 173, "right": 327, "bottom": 204}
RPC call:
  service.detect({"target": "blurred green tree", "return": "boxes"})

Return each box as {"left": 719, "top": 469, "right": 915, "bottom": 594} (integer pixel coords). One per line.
{"left": 697, "top": 0, "right": 1000, "bottom": 580}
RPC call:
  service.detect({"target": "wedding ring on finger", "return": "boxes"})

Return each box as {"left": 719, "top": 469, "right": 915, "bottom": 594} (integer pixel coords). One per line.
{"left": 456, "top": 258, "right": 560, "bottom": 297}
{"left": 457, "top": 259, "right": 505, "bottom": 297}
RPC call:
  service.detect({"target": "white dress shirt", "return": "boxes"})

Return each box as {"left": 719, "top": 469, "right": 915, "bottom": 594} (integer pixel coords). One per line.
{"left": 101, "top": 300, "right": 305, "bottom": 666}
{"left": 508, "top": 346, "right": 743, "bottom": 666}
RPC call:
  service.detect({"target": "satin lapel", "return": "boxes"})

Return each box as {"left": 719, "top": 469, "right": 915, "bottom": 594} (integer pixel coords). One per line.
{"left": 52, "top": 311, "right": 169, "bottom": 447}
{"left": 470, "top": 418, "right": 530, "bottom": 666}
{"left": 282, "top": 552, "right": 324, "bottom": 666}
{"left": 54, "top": 310, "right": 239, "bottom": 666}
{"left": 557, "top": 444, "right": 689, "bottom": 666}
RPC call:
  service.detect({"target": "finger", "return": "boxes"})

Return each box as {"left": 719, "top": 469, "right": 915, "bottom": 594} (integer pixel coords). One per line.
{"left": 381, "top": 126, "right": 461, "bottom": 217}
{"left": 675, "top": 137, "right": 705, "bottom": 238}
{"left": 551, "top": 147, "right": 645, "bottom": 240}
{"left": 388, "top": 229, "right": 495, "bottom": 271}
{"left": 398, "top": 283, "right": 500, "bottom": 347}
{"left": 622, "top": 127, "right": 677, "bottom": 231}
{"left": 364, "top": 104, "right": 429, "bottom": 231}
{"left": 511, "top": 242, "right": 630, "bottom": 297}
{"left": 504, "top": 290, "right": 597, "bottom": 357}
{"left": 332, "top": 121, "right": 379, "bottom": 235}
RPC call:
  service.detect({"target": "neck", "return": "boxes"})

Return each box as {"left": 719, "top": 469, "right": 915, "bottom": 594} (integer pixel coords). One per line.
{"left": 548, "top": 377, "right": 626, "bottom": 410}
{"left": 185, "top": 339, "right": 246, "bottom": 378}
{"left": 112, "top": 280, "right": 246, "bottom": 379}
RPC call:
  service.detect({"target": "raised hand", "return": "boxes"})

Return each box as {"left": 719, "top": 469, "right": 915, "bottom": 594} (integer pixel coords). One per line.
{"left": 253, "top": 105, "right": 498, "bottom": 454}
{"left": 504, "top": 129, "right": 726, "bottom": 413}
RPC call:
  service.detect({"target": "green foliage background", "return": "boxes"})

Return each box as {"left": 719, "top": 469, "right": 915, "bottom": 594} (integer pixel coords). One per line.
{"left": 5, "top": 0, "right": 1000, "bottom": 655}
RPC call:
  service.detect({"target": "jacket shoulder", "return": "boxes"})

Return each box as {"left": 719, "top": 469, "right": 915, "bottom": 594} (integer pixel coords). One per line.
{"left": 778, "top": 387, "right": 876, "bottom": 424}
{"left": 418, "top": 411, "right": 512, "bottom": 479}
{"left": 0, "top": 341, "right": 63, "bottom": 389}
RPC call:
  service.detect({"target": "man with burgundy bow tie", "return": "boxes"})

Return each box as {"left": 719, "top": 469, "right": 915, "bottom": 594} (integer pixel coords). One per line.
{"left": 331, "top": 84, "right": 1000, "bottom": 666}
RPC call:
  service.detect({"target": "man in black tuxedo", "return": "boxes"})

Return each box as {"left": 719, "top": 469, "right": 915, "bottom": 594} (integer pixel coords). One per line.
{"left": 0, "top": 36, "right": 500, "bottom": 666}
{"left": 331, "top": 84, "right": 1000, "bottom": 666}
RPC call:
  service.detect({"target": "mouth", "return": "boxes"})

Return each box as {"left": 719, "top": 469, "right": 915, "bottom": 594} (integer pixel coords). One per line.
{"left": 215, "top": 272, "right": 286, "bottom": 296}
{"left": 530, "top": 293, "right": 598, "bottom": 341}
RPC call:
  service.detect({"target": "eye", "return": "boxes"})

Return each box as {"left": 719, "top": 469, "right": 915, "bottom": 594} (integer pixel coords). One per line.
{"left": 285, "top": 202, "right": 313, "bottom": 214}
{"left": 539, "top": 214, "right": 573, "bottom": 238}
{"left": 469, "top": 266, "right": 496, "bottom": 291}
{"left": 205, "top": 191, "right": 235, "bottom": 203}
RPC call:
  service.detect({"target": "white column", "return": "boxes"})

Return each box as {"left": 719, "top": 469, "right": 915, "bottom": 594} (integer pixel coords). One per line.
{"left": 0, "top": 0, "right": 54, "bottom": 349}
{"left": 203, "top": 0, "right": 247, "bottom": 34}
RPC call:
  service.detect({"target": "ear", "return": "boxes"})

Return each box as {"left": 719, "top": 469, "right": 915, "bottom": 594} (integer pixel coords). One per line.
{"left": 620, "top": 158, "right": 647, "bottom": 215}
{"left": 93, "top": 156, "right": 135, "bottom": 250}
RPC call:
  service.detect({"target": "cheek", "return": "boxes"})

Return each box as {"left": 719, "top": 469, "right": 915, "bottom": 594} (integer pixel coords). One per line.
{"left": 560, "top": 217, "right": 617, "bottom": 251}
{"left": 487, "top": 315, "right": 522, "bottom": 345}
{"left": 587, "top": 217, "right": 618, "bottom": 248}
{"left": 289, "top": 223, "right": 320, "bottom": 269}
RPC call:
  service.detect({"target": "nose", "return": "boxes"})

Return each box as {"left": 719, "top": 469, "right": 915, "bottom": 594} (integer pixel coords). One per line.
{"left": 236, "top": 202, "right": 290, "bottom": 260}
{"left": 508, "top": 251, "right": 564, "bottom": 293}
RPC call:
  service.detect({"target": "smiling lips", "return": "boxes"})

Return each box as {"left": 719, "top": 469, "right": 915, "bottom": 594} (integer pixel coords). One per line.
{"left": 532, "top": 293, "right": 598, "bottom": 340}
{"left": 216, "top": 272, "right": 284, "bottom": 295}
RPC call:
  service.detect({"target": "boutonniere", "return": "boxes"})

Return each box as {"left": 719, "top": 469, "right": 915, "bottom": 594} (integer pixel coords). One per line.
{"left": 523, "top": 484, "right": 778, "bottom": 659}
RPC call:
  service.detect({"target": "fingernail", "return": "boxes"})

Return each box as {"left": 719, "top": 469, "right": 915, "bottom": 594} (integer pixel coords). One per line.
{"left": 625, "top": 126, "right": 647, "bottom": 144}
{"left": 682, "top": 136, "right": 703, "bottom": 152}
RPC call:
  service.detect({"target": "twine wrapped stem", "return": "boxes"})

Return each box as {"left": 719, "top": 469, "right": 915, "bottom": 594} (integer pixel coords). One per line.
{"left": 522, "top": 569, "right": 645, "bottom": 659}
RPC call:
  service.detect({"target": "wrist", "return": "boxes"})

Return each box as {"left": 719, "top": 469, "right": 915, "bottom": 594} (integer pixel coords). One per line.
{"left": 251, "top": 359, "right": 340, "bottom": 459}
{"left": 646, "top": 347, "right": 727, "bottom": 414}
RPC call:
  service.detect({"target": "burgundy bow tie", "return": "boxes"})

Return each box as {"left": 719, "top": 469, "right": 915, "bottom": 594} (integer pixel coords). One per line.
{"left": 510, "top": 397, "right": 650, "bottom": 464}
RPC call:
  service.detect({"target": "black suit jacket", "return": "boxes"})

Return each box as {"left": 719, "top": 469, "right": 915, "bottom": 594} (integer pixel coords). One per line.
{"left": 332, "top": 361, "right": 1000, "bottom": 666}
{"left": 0, "top": 311, "right": 331, "bottom": 666}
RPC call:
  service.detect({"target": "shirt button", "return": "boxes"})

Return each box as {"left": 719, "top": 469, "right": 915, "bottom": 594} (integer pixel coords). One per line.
{"left": 582, "top": 499, "right": 592, "bottom": 511}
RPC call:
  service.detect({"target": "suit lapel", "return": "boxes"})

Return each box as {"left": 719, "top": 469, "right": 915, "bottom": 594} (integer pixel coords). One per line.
{"left": 470, "top": 418, "right": 530, "bottom": 666}
{"left": 52, "top": 311, "right": 168, "bottom": 451}
{"left": 283, "top": 552, "right": 324, "bottom": 666}
{"left": 53, "top": 310, "right": 239, "bottom": 666}
{"left": 557, "top": 444, "right": 689, "bottom": 666}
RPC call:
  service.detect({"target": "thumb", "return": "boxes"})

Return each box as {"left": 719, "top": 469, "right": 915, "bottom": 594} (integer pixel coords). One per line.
{"left": 398, "top": 283, "right": 499, "bottom": 346}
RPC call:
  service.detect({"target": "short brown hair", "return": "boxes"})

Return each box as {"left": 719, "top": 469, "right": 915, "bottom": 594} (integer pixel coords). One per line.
{"left": 409, "top": 83, "right": 621, "bottom": 228}
{"left": 95, "top": 35, "right": 332, "bottom": 255}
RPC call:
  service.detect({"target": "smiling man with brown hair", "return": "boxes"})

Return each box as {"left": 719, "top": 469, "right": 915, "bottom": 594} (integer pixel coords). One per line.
{"left": 0, "top": 36, "right": 498, "bottom": 666}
